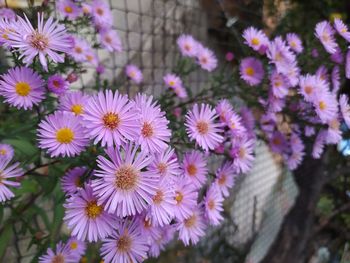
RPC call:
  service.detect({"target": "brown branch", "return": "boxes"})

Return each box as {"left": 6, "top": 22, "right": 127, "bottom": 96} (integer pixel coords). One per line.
{"left": 24, "top": 160, "right": 60, "bottom": 176}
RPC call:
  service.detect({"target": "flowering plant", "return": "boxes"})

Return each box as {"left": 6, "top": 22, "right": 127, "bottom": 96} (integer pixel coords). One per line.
{"left": 0, "top": 1, "right": 349, "bottom": 262}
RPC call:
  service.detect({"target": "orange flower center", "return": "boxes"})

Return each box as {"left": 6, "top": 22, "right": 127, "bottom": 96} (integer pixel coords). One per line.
{"left": 96, "top": 7, "right": 104, "bottom": 16}
{"left": 184, "top": 214, "right": 197, "bottom": 228}
{"left": 187, "top": 164, "right": 197, "bottom": 176}
{"left": 319, "top": 101, "right": 326, "bottom": 110}
{"left": 157, "top": 162, "right": 167, "bottom": 175}
{"left": 30, "top": 32, "right": 49, "bottom": 51}
{"left": 175, "top": 191, "right": 183, "bottom": 204}
{"left": 15, "top": 82, "right": 31, "bottom": 96}
{"left": 85, "top": 201, "right": 103, "bottom": 219}
{"left": 51, "top": 254, "right": 65, "bottom": 263}
{"left": 304, "top": 86, "right": 313, "bottom": 95}
{"left": 208, "top": 199, "right": 215, "bottom": 210}
{"left": 117, "top": 234, "right": 132, "bottom": 252}
{"left": 251, "top": 37, "right": 260, "bottom": 46}
{"left": 103, "top": 112, "right": 120, "bottom": 130}
{"left": 115, "top": 165, "right": 138, "bottom": 190}
{"left": 141, "top": 122, "right": 154, "bottom": 138}
{"left": 153, "top": 190, "right": 164, "bottom": 204}
{"left": 196, "top": 121, "right": 209, "bottom": 135}
{"left": 245, "top": 67, "right": 255, "bottom": 76}
{"left": 64, "top": 6, "right": 73, "bottom": 13}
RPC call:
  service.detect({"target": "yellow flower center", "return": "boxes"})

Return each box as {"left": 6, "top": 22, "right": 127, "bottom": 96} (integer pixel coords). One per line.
{"left": 175, "top": 191, "right": 183, "bottom": 204}
{"left": 153, "top": 190, "right": 164, "bottom": 204}
{"left": 251, "top": 37, "right": 260, "bottom": 46}
{"left": 15, "top": 82, "right": 31, "bottom": 96}
{"left": 319, "top": 101, "right": 327, "bottom": 110}
{"left": 141, "top": 122, "right": 154, "bottom": 138}
{"left": 117, "top": 235, "right": 132, "bottom": 252}
{"left": 0, "top": 149, "right": 6, "bottom": 155}
{"left": 341, "top": 28, "right": 347, "bottom": 33}
{"left": 187, "top": 164, "right": 197, "bottom": 176}
{"left": 70, "top": 241, "right": 78, "bottom": 250}
{"left": 56, "top": 128, "right": 74, "bottom": 144}
{"left": 169, "top": 80, "right": 175, "bottom": 87}
{"left": 115, "top": 165, "right": 138, "bottom": 190}
{"left": 245, "top": 67, "right": 255, "bottom": 76}
{"left": 196, "top": 121, "right": 209, "bottom": 135}
{"left": 2, "top": 33, "right": 8, "bottom": 40}
{"left": 290, "top": 41, "right": 297, "bottom": 48}
{"left": 64, "top": 6, "right": 73, "bottom": 13}
{"left": 330, "top": 119, "right": 340, "bottom": 129}
{"left": 184, "top": 214, "right": 197, "bottom": 228}
{"left": 103, "top": 112, "right": 120, "bottom": 130}
{"left": 129, "top": 71, "right": 136, "bottom": 78}
{"left": 85, "top": 200, "right": 103, "bottom": 219}
{"left": 75, "top": 46, "right": 83, "bottom": 54}
{"left": 71, "top": 104, "right": 83, "bottom": 115}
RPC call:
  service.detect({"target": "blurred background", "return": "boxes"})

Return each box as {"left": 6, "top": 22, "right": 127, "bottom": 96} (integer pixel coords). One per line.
{"left": 1, "top": 0, "right": 350, "bottom": 262}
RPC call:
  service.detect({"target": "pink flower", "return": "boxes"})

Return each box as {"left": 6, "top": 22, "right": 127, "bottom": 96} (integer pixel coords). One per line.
{"left": 177, "top": 34, "right": 198, "bottom": 57}
{"left": 82, "top": 90, "right": 139, "bottom": 147}
{"left": 230, "top": 136, "right": 255, "bottom": 173}
{"left": 334, "top": 18, "right": 350, "bottom": 42}
{"left": 59, "top": 91, "right": 90, "bottom": 116}
{"left": 125, "top": 64, "right": 143, "bottom": 84}
{"left": 61, "top": 167, "right": 87, "bottom": 195}
{"left": 214, "top": 162, "right": 236, "bottom": 197}
{"left": 185, "top": 104, "right": 223, "bottom": 151}
{"left": 8, "top": 13, "right": 72, "bottom": 71}
{"left": 240, "top": 57, "right": 264, "bottom": 86}
{"left": 286, "top": 33, "right": 303, "bottom": 53}
{"left": 47, "top": 74, "right": 69, "bottom": 95}
{"left": 315, "top": 21, "right": 338, "bottom": 54}
{"left": 163, "top": 73, "right": 183, "bottom": 89}
{"left": 99, "top": 29, "right": 122, "bottom": 52}
{"left": 0, "top": 158, "right": 23, "bottom": 202}
{"left": 243, "top": 27, "right": 269, "bottom": 52}
{"left": 270, "top": 70, "right": 289, "bottom": 99}
{"left": 176, "top": 205, "right": 206, "bottom": 246}
{"left": 0, "top": 144, "right": 14, "bottom": 161}
{"left": 339, "top": 94, "right": 350, "bottom": 128}
{"left": 57, "top": 0, "right": 82, "bottom": 20}
{"left": 204, "top": 184, "right": 224, "bottom": 226}
{"left": 63, "top": 184, "right": 115, "bottom": 242}
{"left": 92, "top": 144, "right": 158, "bottom": 216}
{"left": 173, "top": 176, "right": 198, "bottom": 220}
{"left": 182, "top": 151, "right": 208, "bottom": 189}
{"left": 196, "top": 45, "right": 217, "bottom": 72}
{"left": 37, "top": 111, "right": 89, "bottom": 157}
{"left": 100, "top": 218, "right": 149, "bottom": 263}
{"left": 39, "top": 241, "right": 78, "bottom": 263}
{"left": 0, "top": 67, "right": 45, "bottom": 110}
{"left": 90, "top": 0, "right": 113, "bottom": 30}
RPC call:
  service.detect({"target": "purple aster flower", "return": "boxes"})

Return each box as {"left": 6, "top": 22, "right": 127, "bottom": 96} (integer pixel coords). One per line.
{"left": 100, "top": 218, "right": 149, "bottom": 263}
{"left": 330, "top": 47, "right": 343, "bottom": 64}
{"left": 346, "top": 50, "right": 350, "bottom": 79}
{"left": 196, "top": 45, "right": 217, "bottom": 72}
{"left": 173, "top": 176, "right": 198, "bottom": 220}
{"left": 267, "top": 92, "right": 286, "bottom": 113}
{"left": 84, "top": 49, "right": 99, "bottom": 67}
{"left": 316, "top": 65, "right": 329, "bottom": 82}
{"left": 148, "top": 147, "right": 181, "bottom": 182}
{"left": 92, "top": 144, "right": 158, "bottom": 216}
{"left": 214, "top": 162, "right": 235, "bottom": 197}
{"left": 182, "top": 151, "right": 208, "bottom": 189}
{"left": 57, "top": 0, "right": 82, "bottom": 20}
{"left": 69, "top": 36, "right": 92, "bottom": 63}
{"left": 163, "top": 73, "right": 183, "bottom": 89}
{"left": 340, "top": 94, "right": 350, "bottom": 128}
{"left": 334, "top": 18, "right": 350, "bottom": 42}
{"left": 137, "top": 212, "right": 162, "bottom": 244}
{"left": 315, "top": 21, "right": 338, "bottom": 54}
{"left": 267, "top": 37, "right": 296, "bottom": 73}
{"left": 177, "top": 34, "right": 198, "bottom": 57}
{"left": 39, "top": 241, "right": 77, "bottom": 263}
{"left": 176, "top": 205, "right": 206, "bottom": 246}
{"left": 90, "top": 0, "right": 113, "bottom": 30}
{"left": 230, "top": 136, "right": 255, "bottom": 174}
{"left": 204, "top": 184, "right": 224, "bottom": 226}
{"left": 37, "top": 111, "right": 89, "bottom": 157}
{"left": 312, "top": 130, "right": 327, "bottom": 159}
{"left": 286, "top": 133, "right": 305, "bottom": 170}
{"left": 61, "top": 167, "right": 87, "bottom": 195}
{"left": 148, "top": 177, "right": 176, "bottom": 227}
{"left": 0, "top": 8, "right": 16, "bottom": 20}
{"left": 59, "top": 91, "right": 90, "bottom": 116}
{"left": 8, "top": 13, "right": 72, "bottom": 71}
{"left": 135, "top": 94, "right": 171, "bottom": 153}
{"left": 240, "top": 107, "right": 255, "bottom": 136}
{"left": 305, "top": 126, "right": 316, "bottom": 137}
{"left": 243, "top": 26, "right": 269, "bottom": 52}
{"left": 299, "top": 74, "right": 318, "bottom": 102}
{"left": 0, "top": 158, "right": 23, "bottom": 202}
{"left": 313, "top": 90, "right": 338, "bottom": 123}
{"left": 66, "top": 237, "right": 86, "bottom": 259}
{"left": 99, "top": 29, "right": 122, "bottom": 52}
{"left": 0, "top": 67, "right": 45, "bottom": 110}
{"left": 215, "top": 99, "right": 234, "bottom": 123}
{"left": 332, "top": 66, "right": 340, "bottom": 94}
{"left": 269, "top": 131, "right": 288, "bottom": 154}
{"left": 0, "top": 143, "right": 14, "bottom": 161}
{"left": 240, "top": 57, "right": 264, "bottom": 86}
{"left": 64, "top": 184, "right": 115, "bottom": 242}
{"left": 125, "top": 64, "right": 143, "bottom": 84}
{"left": 47, "top": 74, "right": 69, "bottom": 95}
{"left": 149, "top": 225, "right": 176, "bottom": 258}
{"left": 173, "top": 85, "right": 188, "bottom": 99}
{"left": 270, "top": 70, "right": 289, "bottom": 98}
{"left": 0, "top": 18, "right": 16, "bottom": 46}
{"left": 286, "top": 33, "right": 303, "bottom": 53}
{"left": 226, "top": 111, "right": 247, "bottom": 137}
{"left": 282, "top": 61, "right": 300, "bottom": 87}
{"left": 83, "top": 90, "right": 139, "bottom": 147}
{"left": 326, "top": 118, "right": 342, "bottom": 144}
{"left": 185, "top": 103, "right": 224, "bottom": 151}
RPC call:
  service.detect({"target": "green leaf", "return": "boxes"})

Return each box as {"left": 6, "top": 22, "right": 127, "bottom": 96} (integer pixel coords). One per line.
{"left": 13, "top": 178, "right": 39, "bottom": 195}
{"left": 3, "top": 138, "right": 38, "bottom": 158}
{"left": 0, "top": 224, "right": 13, "bottom": 258}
